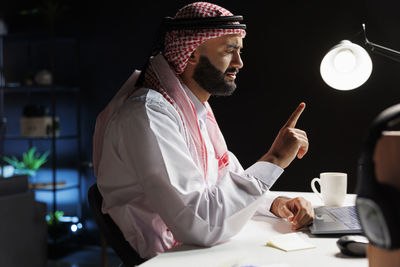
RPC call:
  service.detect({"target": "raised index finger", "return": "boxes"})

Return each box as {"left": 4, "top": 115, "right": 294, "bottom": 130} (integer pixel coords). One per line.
{"left": 284, "top": 102, "right": 306, "bottom": 128}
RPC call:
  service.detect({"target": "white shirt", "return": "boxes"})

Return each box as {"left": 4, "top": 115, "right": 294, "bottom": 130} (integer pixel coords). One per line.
{"left": 97, "top": 87, "right": 283, "bottom": 259}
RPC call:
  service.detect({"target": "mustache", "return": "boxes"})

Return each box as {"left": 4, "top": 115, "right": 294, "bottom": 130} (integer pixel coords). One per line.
{"left": 225, "top": 67, "right": 239, "bottom": 75}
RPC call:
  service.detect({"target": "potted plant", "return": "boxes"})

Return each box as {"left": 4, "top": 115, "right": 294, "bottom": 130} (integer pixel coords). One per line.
{"left": 3, "top": 147, "right": 50, "bottom": 179}
{"left": 46, "top": 210, "right": 68, "bottom": 239}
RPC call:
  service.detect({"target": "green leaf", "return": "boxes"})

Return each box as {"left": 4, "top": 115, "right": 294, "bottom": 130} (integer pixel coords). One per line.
{"left": 46, "top": 210, "right": 64, "bottom": 226}
{"left": 3, "top": 147, "right": 50, "bottom": 173}
{"left": 3, "top": 156, "right": 17, "bottom": 165}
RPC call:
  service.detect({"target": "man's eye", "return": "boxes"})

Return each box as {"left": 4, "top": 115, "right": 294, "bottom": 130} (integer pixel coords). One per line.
{"left": 226, "top": 50, "right": 243, "bottom": 55}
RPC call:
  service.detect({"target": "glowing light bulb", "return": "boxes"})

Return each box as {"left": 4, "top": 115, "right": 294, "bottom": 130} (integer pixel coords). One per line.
{"left": 334, "top": 49, "right": 356, "bottom": 73}
{"left": 71, "top": 224, "right": 78, "bottom": 232}
{"left": 320, "top": 40, "right": 373, "bottom": 90}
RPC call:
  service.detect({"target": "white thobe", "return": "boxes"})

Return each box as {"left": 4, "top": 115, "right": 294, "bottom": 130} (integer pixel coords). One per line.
{"left": 97, "top": 86, "right": 283, "bottom": 259}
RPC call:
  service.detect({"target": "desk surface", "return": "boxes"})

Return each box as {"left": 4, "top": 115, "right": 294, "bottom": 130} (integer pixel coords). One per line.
{"left": 140, "top": 191, "right": 368, "bottom": 267}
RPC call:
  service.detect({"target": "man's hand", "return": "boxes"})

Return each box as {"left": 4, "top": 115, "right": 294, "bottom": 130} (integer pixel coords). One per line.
{"left": 270, "top": 197, "right": 314, "bottom": 230}
{"left": 261, "top": 103, "right": 309, "bottom": 169}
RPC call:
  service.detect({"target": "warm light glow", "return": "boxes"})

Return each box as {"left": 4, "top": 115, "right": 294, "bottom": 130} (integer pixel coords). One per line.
{"left": 320, "top": 40, "right": 373, "bottom": 91}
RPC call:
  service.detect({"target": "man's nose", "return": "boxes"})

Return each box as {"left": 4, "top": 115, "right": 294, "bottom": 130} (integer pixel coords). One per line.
{"left": 231, "top": 51, "right": 243, "bottom": 69}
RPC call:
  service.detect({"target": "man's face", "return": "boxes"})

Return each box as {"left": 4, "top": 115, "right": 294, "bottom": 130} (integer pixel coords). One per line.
{"left": 192, "top": 34, "right": 243, "bottom": 96}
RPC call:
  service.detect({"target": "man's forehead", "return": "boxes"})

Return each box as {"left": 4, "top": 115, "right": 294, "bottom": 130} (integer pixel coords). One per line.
{"left": 202, "top": 34, "right": 243, "bottom": 49}
{"left": 224, "top": 35, "right": 243, "bottom": 47}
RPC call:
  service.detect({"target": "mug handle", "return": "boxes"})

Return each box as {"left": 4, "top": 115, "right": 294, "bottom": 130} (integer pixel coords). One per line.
{"left": 311, "top": 178, "right": 323, "bottom": 200}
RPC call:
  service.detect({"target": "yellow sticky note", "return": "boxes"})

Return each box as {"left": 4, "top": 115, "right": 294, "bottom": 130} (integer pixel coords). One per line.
{"left": 267, "top": 233, "right": 316, "bottom": 252}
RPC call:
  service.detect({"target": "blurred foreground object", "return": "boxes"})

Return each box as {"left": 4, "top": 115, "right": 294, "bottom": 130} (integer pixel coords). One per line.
{"left": 367, "top": 131, "right": 400, "bottom": 267}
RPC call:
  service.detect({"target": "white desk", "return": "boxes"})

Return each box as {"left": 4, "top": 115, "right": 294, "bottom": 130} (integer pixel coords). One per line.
{"left": 140, "top": 191, "right": 368, "bottom": 267}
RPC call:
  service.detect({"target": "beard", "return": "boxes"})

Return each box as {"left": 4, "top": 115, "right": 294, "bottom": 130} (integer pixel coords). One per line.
{"left": 192, "top": 56, "right": 239, "bottom": 96}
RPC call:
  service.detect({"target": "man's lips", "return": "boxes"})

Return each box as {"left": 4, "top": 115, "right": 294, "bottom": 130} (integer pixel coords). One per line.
{"left": 225, "top": 72, "right": 237, "bottom": 80}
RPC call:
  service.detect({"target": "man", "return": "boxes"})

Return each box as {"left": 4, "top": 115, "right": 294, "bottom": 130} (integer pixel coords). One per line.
{"left": 93, "top": 2, "right": 314, "bottom": 259}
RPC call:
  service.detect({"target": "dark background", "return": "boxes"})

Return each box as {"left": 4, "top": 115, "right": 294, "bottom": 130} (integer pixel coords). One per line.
{"left": 2, "top": 0, "right": 400, "bottom": 196}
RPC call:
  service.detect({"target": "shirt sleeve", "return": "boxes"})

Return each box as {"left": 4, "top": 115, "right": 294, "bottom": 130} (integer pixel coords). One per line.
{"left": 227, "top": 153, "right": 284, "bottom": 217}
{"left": 112, "top": 92, "right": 283, "bottom": 247}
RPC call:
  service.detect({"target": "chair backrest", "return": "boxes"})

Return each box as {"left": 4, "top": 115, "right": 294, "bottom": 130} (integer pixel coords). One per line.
{"left": 88, "top": 183, "right": 145, "bottom": 267}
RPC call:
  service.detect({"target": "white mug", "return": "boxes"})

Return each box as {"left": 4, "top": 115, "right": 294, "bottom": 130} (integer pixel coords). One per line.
{"left": 311, "top": 172, "right": 347, "bottom": 206}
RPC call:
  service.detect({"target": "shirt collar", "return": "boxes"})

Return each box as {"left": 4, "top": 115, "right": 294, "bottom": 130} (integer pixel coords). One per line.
{"left": 182, "top": 84, "right": 208, "bottom": 123}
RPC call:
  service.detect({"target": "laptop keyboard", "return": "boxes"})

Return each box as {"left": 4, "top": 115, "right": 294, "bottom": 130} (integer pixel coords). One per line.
{"left": 326, "top": 206, "right": 362, "bottom": 230}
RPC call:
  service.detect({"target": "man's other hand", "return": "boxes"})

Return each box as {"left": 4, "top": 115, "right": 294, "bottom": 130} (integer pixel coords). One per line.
{"left": 270, "top": 196, "right": 314, "bottom": 230}
{"left": 261, "top": 102, "right": 309, "bottom": 169}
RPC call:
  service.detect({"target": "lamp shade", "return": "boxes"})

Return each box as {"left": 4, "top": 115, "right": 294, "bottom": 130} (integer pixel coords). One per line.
{"left": 320, "top": 40, "right": 373, "bottom": 91}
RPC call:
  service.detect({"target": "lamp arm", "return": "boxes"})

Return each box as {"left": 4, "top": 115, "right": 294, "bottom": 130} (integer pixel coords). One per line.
{"left": 362, "top": 23, "right": 400, "bottom": 63}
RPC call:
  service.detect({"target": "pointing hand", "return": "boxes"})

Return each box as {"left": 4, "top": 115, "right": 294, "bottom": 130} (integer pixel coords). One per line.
{"left": 261, "top": 103, "right": 309, "bottom": 169}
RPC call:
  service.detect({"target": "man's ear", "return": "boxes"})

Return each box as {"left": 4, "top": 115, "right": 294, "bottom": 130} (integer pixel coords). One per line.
{"left": 187, "top": 49, "right": 200, "bottom": 65}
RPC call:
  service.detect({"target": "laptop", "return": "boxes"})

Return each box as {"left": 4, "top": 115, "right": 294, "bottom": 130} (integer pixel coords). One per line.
{"left": 309, "top": 205, "right": 363, "bottom": 234}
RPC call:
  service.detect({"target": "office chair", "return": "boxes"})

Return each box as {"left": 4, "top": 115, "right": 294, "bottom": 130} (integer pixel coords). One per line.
{"left": 88, "top": 183, "right": 146, "bottom": 267}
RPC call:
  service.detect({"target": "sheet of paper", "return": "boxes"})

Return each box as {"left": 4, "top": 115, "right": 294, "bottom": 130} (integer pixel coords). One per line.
{"left": 266, "top": 232, "right": 316, "bottom": 252}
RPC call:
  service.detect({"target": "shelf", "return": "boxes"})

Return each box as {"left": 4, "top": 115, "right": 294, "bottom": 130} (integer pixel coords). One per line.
{"left": 26, "top": 168, "right": 80, "bottom": 192}
{"left": 1, "top": 33, "right": 83, "bottom": 226}
{"left": 30, "top": 183, "right": 79, "bottom": 191}
{"left": 1, "top": 85, "right": 80, "bottom": 94}
{"left": 5, "top": 135, "right": 79, "bottom": 140}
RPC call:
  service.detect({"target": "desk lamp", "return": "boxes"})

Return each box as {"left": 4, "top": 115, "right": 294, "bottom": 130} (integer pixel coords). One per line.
{"left": 320, "top": 24, "right": 400, "bottom": 90}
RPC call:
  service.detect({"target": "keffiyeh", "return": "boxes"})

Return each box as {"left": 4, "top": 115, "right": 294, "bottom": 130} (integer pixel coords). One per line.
{"left": 163, "top": 1, "right": 246, "bottom": 74}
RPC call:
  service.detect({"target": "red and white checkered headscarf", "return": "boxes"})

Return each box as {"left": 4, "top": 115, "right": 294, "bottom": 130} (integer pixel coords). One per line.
{"left": 164, "top": 2, "right": 246, "bottom": 74}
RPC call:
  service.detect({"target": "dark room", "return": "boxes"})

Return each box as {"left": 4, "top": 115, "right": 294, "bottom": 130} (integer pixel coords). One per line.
{"left": 0, "top": 0, "right": 399, "bottom": 266}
